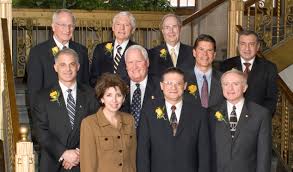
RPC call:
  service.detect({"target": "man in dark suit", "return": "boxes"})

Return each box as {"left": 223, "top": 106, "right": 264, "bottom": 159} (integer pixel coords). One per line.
{"left": 186, "top": 34, "right": 223, "bottom": 108}
{"left": 32, "top": 49, "right": 98, "bottom": 172}
{"left": 148, "top": 14, "right": 194, "bottom": 77}
{"left": 137, "top": 67, "right": 210, "bottom": 172}
{"left": 209, "top": 69, "right": 271, "bottom": 172}
{"left": 90, "top": 11, "right": 137, "bottom": 86}
{"left": 123, "top": 45, "right": 162, "bottom": 127}
{"left": 220, "top": 30, "right": 278, "bottom": 115}
{"left": 27, "top": 9, "right": 89, "bottom": 108}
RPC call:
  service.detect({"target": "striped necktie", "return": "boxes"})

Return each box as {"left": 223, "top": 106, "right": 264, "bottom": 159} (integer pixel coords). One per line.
{"left": 67, "top": 89, "right": 76, "bottom": 129}
{"left": 114, "top": 45, "right": 122, "bottom": 73}
{"left": 229, "top": 105, "right": 237, "bottom": 138}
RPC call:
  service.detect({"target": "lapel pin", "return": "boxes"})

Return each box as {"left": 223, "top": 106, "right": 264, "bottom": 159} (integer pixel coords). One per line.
{"left": 79, "top": 105, "right": 82, "bottom": 108}
{"left": 151, "top": 96, "right": 155, "bottom": 100}
{"left": 245, "top": 115, "right": 248, "bottom": 118}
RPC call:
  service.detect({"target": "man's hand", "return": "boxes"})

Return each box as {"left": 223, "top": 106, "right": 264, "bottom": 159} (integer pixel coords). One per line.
{"left": 61, "top": 149, "right": 80, "bottom": 170}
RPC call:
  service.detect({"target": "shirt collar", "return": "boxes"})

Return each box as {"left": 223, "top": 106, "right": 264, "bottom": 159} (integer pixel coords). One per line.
{"left": 114, "top": 39, "right": 129, "bottom": 51}
{"left": 240, "top": 57, "right": 255, "bottom": 66}
{"left": 166, "top": 42, "right": 180, "bottom": 55}
{"left": 59, "top": 81, "right": 77, "bottom": 92}
{"left": 130, "top": 75, "right": 148, "bottom": 90}
{"left": 227, "top": 98, "right": 245, "bottom": 118}
{"left": 53, "top": 36, "right": 69, "bottom": 50}
{"left": 194, "top": 65, "right": 212, "bottom": 80}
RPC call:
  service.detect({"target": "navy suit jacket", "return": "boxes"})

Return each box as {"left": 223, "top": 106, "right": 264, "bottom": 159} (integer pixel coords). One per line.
{"left": 148, "top": 42, "right": 194, "bottom": 77}
{"left": 27, "top": 38, "right": 89, "bottom": 107}
{"left": 208, "top": 100, "right": 271, "bottom": 172}
{"left": 137, "top": 98, "right": 210, "bottom": 172}
{"left": 185, "top": 68, "right": 224, "bottom": 108}
{"left": 90, "top": 40, "right": 136, "bottom": 86}
{"left": 220, "top": 56, "right": 278, "bottom": 115}
{"left": 32, "top": 83, "right": 99, "bottom": 172}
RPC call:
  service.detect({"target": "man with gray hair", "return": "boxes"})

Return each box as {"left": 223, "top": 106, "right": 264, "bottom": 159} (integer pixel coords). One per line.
{"left": 208, "top": 69, "right": 271, "bottom": 172}
{"left": 32, "top": 48, "right": 98, "bottom": 172}
{"left": 28, "top": 9, "right": 90, "bottom": 108}
{"left": 148, "top": 13, "right": 194, "bottom": 77}
{"left": 90, "top": 11, "right": 137, "bottom": 86}
{"left": 123, "top": 45, "right": 162, "bottom": 128}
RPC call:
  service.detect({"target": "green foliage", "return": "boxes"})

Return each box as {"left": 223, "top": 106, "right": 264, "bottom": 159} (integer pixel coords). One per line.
{"left": 12, "top": 0, "right": 173, "bottom": 11}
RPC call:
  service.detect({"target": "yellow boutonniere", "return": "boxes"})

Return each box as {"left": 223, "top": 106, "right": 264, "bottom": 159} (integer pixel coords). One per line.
{"left": 50, "top": 90, "right": 60, "bottom": 103}
{"left": 160, "top": 48, "right": 167, "bottom": 59}
{"left": 155, "top": 106, "right": 166, "bottom": 120}
{"left": 51, "top": 46, "right": 59, "bottom": 56}
{"left": 105, "top": 43, "right": 113, "bottom": 55}
{"left": 215, "top": 111, "right": 227, "bottom": 123}
{"left": 188, "top": 84, "right": 197, "bottom": 96}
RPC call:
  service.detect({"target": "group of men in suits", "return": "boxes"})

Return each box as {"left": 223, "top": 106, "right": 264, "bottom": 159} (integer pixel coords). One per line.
{"left": 27, "top": 8, "right": 277, "bottom": 172}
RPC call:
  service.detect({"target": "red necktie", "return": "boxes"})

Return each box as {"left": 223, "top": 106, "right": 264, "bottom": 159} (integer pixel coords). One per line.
{"left": 243, "top": 62, "right": 251, "bottom": 76}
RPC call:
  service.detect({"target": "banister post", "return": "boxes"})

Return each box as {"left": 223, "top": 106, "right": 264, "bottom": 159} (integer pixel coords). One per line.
{"left": 227, "top": 0, "right": 244, "bottom": 57}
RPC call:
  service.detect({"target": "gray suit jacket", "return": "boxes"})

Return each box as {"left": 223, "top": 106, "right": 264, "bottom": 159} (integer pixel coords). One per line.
{"left": 185, "top": 68, "right": 224, "bottom": 108}
{"left": 208, "top": 100, "right": 271, "bottom": 172}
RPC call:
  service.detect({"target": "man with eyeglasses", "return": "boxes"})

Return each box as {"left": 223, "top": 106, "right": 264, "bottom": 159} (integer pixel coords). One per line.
{"left": 27, "top": 9, "right": 89, "bottom": 109}
{"left": 148, "top": 14, "right": 194, "bottom": 77}
{"left": 137, "top": 67, "right": 210, "bottom": 172}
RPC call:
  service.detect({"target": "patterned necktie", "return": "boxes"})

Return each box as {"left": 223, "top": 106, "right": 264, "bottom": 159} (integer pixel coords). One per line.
{"left": 243, "top": 62, "right": 251, "bottom": 76}
{"left": 201, "top": 75, "right": 209, "bottom": 108}
{"left": 170, "top": 48, "right": 177, "bottom": 67}
{"left": 67, "top": 89, "right": 76, "bottom": 129}
{"left": 131, "top": 83, "right": 141, "bottom": 127}
{"left": 114, "top": 45, "right": 122, "bottom": 73}
{"left": 229, "top": 105, "right": 237, "bottom": 138}
{"left": 170, "top": 105, "right": 178, "bottom": 136}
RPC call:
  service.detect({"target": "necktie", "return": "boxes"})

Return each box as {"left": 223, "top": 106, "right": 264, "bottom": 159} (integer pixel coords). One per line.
{"left": 170, "top": 48, "right": 177, "bottom": 67}
{"left": 114, "top": 45, "right": 122, "bottom": 73}
{"left": 67, "top": 89, "right": 76, "bottom": 129}
{"left": 170, "top": 105, "right": 178, "bottom": 136}
{"left": 243, "top": 62, "right": 251, "bottom": 76}
{"left": 229, "top": 105, "right": 237, "bottom": 138}
{"left": 62, "top": 45, "right": 67, "bottom": 50}
{"left": 131, "top": 83, "right": 141, "bottom": 127}
{"left": 201, "top": 75, "right": 209, "bottom": 108}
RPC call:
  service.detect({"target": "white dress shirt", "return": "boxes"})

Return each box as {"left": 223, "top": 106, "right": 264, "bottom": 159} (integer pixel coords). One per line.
{"left": 59, "top": 81, "right": 77, "bottom": 106}
{"left": 165, "top": 100, "right": 183, "bottom": 123}
{"left": 240, "top": 57, "right": 255, "bottom": 72}
{"left": 53, "top": 36, "right": 69, "bottom": 50}
{"left": 166, "top": 42, "right": 180, "bottom": 58}
{"left": 113, "top": 39, "right": 129, "bottom": 57}
{"left": 227, "top": 98, "right": 245, "bottom": 121}
{"left": 130, "top": 76, "right": 148, "bottom": 106}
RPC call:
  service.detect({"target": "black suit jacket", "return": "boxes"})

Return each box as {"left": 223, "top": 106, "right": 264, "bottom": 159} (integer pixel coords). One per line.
{"left": 220, "top": 56, "right": 278, "bottom": 115}
{"left": 32, "top": 83, "right": 99, "bottom": 172}
{"left": 90, "top": 40, "right": 136, "bottom": 86}
{"left": 121, "top": 75, "right": 162, "bottom": 119}
{"left": 137, "top": 98, "right": 210, "bottom": 172}
{"left": 208, "top": 100, "right": 271, "bottom": 172}
{"left": 185, "top": 68, "right": 224, "bottom": 108}
{"left": 148, "top": 43, "right": 194, "bottom": 77}
{"left": 27, "top": 38, "right": 89, "bottom": 107}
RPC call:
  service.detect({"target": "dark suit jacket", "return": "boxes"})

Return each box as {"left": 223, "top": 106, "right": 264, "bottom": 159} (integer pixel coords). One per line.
{"left": 32, "top": 83, "right": 99, "bottom": 172}
{"left": 121, "top": 75, "right": 162, "bottom": 118}
{"left": 208, "top": 100, "right": 271, "bottom": 172}
{"left": 27, "top": 38, "right": 89, "bottom": 107}
{"left": 220, "top": 56, "right": 278, "bottom": 115}
{"left": 185, "top": 68, "right": 224, "bottom": 108}
{"left": 90, "top": 40, "right": 136, "bottom": 87}
{"left": 148, "top": 43, "right": 194, "bottom": 77}
{"left": 137, "top": 98, "right": 210, "bottom": 172}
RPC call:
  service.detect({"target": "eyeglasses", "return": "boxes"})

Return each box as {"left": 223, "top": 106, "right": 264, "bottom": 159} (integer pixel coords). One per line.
{"left": 162, "top": 81, "right": 184, "bottom": 87}
{"left": 55, "top": 23, "right": 75, "bottom": 30}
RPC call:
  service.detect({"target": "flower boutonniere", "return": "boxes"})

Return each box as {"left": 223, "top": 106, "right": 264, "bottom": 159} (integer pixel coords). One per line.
{"left": 155, "top": 106, "right": 166, "bottom": 120}
{"left": 215, "top": 111, "right": 227, "bottom": 123}
{"left": 50, "top": 90, "right": 60, "bottom": 104}
{"left": 51, "top": 46, "right": 59, "bottom": 56}
{"left": 159, "top": 48, "right": 167, "bottom": 59}
{"left": 105, "top": 43, "right": 113, "bottom": 55}
{"left": 188, "top": 84, "right": 197, "bottom": 96}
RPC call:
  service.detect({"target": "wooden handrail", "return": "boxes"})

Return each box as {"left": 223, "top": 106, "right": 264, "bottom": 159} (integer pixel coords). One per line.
{"left": 277, "top": 76, "right": 293, "bottom": 105}
{"left": 244, "top": 0, "right": 261, "bottom": 9}
{"left": 182, "top": 0, "right": 227, "bottom": 25}
{"left": 1, "top": 18, "right": 20, "bottom": 157}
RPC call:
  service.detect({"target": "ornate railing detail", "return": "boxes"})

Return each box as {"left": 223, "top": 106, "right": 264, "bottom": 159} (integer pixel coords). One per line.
{"left": 12, "top": 9, "right": 165, "bottom": 77}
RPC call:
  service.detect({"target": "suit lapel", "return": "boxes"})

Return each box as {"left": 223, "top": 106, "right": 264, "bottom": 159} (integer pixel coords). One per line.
{"left": 209, "top": 70, "right": 222, "bottom": 107}
{"left": 186, "top": 69, "right": 200, "bottom": 101}
{"left": 175, "top": 101, "right": 187, "bottom": 136}
{"left": 235, "top": 56, "right": 243, "bottom": 71}
{"left": 156, "top": 99, "right": 173, "bottom": 136}
{"left": 214, "top": 102, "right": 232, "bottom": 143}
{"left": 176, "top": 43, "right": 184, "bottom": 66}
{"left": 162, "top": 43, "right": 174, "bottom": 67}
{"left": 233, "top": 101, "right": 250, "bottom": 141}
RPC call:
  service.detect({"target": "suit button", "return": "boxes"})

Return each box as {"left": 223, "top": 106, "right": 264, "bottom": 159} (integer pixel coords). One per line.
{"left": 119, "top": 163, "right": 122, "bottom": 166}
{"left": 117, "top": 136, "right": 120, "bottom": 139}
{"left": 119, "top": 150, "right": 122, "bottom": 153}
{"left": 104, "top": 138, "right": 108, "bottom": 141}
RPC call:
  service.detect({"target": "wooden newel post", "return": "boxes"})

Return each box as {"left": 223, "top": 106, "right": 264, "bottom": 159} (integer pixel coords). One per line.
{"left": 15, "top": 125, "right": 35, "bottom": 172}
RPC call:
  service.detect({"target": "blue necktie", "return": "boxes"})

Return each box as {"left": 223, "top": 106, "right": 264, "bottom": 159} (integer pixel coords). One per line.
{"left": 67, "top": 89, "right": 75, "bottom": 129}
{"left": 131, "top": 83, "right": 141, "bottom": 127}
